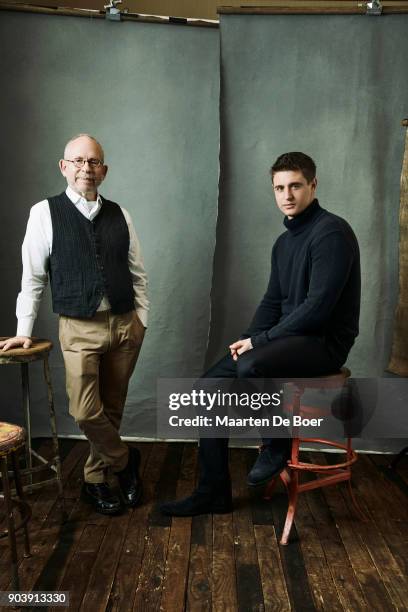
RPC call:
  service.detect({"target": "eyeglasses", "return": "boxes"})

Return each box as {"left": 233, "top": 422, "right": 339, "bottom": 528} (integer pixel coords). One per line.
{"left": 64, "top": 158, "right": 105, "bottom": 168}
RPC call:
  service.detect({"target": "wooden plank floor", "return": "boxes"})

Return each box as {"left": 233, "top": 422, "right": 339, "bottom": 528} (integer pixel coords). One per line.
{"left": 1, "top": 440, "right": 407, "bottom": 611}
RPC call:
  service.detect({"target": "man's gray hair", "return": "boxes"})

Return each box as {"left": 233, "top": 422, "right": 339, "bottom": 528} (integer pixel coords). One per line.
{"left": 63, "top": 134, "right": 105, "bottom": 161}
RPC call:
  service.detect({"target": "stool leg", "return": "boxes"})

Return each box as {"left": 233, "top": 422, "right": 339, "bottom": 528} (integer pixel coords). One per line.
{"left": 21, "top": 362, "right": 33, "bottom": 490}
{"left": 11, "top": 451, "right": 31, "bottom": 557}
{"left": 280, "top": 467, "right": 291, "bottom": 489}
{"left": 279, "top": 434, "right": 300, "bottom": 545}
{"left": 43, "top": 356, "right": 66, "bottom": 519}
{"left": 1, "top": 457, "right": 20, "bottom": 590}
{"left": 280, "top": 470, "right": 299, "bottom": 546}
{"left": 263, "top": 476, "right": 279, "bottom": 500}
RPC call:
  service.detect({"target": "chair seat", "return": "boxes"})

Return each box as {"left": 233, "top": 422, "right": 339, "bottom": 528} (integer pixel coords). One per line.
{"left": 0, "top": 422, "right": 26, "bottom": 456}
{"left": 288, "top": 367, "right": 351, "bottom": 391}
{"left": 0, "top": 338, "right": 53, "bottom": 362}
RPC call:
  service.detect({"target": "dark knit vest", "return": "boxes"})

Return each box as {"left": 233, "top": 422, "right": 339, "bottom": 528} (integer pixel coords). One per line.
{"left": 48, "top": 192, "right": 135, "bottom": 318}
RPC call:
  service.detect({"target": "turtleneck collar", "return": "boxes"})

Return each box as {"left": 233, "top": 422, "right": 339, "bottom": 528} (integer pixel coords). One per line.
{"left": 283, "top": 199, "right": 322, "bottom": 235}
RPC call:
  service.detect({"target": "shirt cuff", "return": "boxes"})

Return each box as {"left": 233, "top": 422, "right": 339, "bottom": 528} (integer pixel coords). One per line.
{"left": 16, "top": 317, "right": 34, "bottom": 338}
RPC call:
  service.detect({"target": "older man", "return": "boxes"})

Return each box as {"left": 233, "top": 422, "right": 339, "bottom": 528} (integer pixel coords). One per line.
{"left": 1, "top": 134, "right": 149, "bottom": 515}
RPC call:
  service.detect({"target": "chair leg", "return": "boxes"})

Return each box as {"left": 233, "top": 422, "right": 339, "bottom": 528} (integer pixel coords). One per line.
{"left": 21, "top": 363, "right": 33, "bottom": 491}
{"left": 11, "top": 451, "right": 31, "bottom": 557}
{"left": 1, "top": 457, "right": 19, "bottom": 590}
{"left": 44, "top": 356, "right": 66, "bottom": 521}
{"left": 263, "top": 476, "right": 279, "bottom": 500}
{"left": 280, "top": 467, "right": 291, "bottom": 489}
{"left": 280, "top": 470, "right": 299, "bottom": 546}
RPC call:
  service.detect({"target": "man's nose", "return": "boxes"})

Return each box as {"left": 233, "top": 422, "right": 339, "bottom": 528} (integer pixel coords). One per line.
{"left": 284, "top": 188, "right": 294, "bottom": 199}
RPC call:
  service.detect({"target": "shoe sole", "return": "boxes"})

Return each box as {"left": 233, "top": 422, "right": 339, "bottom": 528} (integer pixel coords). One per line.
{"left": 80, "top": 489, "right": 123, "bottom": 515}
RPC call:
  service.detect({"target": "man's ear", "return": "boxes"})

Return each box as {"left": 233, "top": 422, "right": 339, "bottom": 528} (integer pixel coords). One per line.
{"left": 59, "top": 159, "right": 67, "bottom": 177}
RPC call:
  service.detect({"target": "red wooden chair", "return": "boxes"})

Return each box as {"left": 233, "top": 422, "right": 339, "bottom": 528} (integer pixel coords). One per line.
{"left": 263, "top": 368, "right": 368, "bottom": 545}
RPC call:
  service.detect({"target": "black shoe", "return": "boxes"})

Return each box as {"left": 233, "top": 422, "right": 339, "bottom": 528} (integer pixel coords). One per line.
{"left": 160, "top": 490, "right": 233, "bottom": 517}
{"left": 247, "top": 446, "right": 290, "bottom": 487}
{"left": 81, "top": 482, "right": 122, "bottom": 515}
{"left": 115, "top": 447, "right": 143, "bottom": 507}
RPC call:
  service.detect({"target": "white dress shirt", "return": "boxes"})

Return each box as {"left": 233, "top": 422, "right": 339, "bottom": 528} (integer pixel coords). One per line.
{"left": 16, "top": 186, "right": 149, "bottom": 336}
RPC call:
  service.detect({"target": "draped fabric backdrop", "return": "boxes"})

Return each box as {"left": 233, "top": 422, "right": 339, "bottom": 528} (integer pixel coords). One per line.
{"left": 388, "top": 126, "right": 408, "bottom": 376}
{"left": 206, "top": 14, "right": 408, "bottom": 384}
{"left": 0, "top": 12, "right": 220, "bottom": 438}
{"left": 0, "top": 10, "right": 407, "bottom": 451}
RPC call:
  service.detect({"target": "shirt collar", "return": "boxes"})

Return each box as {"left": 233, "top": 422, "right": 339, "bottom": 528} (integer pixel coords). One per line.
{"left": 283, "top": 199, "right": 322, "bottom": 235}
{"left": 66, "top": 185, "right": 102, "bottom": 206}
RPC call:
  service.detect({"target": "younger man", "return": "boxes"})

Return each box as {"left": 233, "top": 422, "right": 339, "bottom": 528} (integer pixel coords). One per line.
{"left": 161, "top": 151, "right": 360, "bottom": 516}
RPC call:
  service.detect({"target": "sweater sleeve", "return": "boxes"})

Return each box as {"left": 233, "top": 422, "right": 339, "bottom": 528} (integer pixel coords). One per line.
{"left": 251, "top": 231, "right": 355, "bottom": 348}
{"left": 240, "top": 244, "right": 282, "bottom": 339}
{"left": 16, "top": 201, "right": 51, "bottom": 337}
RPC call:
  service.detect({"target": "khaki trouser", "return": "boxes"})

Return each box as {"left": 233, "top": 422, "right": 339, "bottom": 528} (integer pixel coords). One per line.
{"left": 59, "top": 310, "right": 145, "bottom": 483}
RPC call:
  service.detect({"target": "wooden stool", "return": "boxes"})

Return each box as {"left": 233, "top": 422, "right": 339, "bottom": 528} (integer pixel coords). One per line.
{"left": 0, "top": 422, "right": 32, "bottom": 590}
{"left": 264, "top": 368, "right": 367, "bottom": 545}
{"left": 0, "top": 338, "right": 63, "bottom": 501}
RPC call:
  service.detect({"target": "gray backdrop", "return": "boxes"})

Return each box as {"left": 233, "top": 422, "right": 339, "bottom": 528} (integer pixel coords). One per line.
{"left": 0, "top": 12, "right": 220, "bottom": 437}
{"left": 205, "top": 14, "right": 408, "bottom": 451}
{"left": 0, "top": 11, "right": 407, "bottom": 451}
{"left": 207, "top": 14, "right": 408, "bottom": 380}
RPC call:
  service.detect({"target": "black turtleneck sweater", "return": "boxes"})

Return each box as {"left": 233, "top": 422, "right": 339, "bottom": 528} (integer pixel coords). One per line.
{"left": 243, "top": 200, "right": 361, "bottom": 366}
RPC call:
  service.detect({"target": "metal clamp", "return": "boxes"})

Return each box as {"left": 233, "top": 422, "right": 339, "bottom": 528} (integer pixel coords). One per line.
{"left": 104, "top": 0, "right": 127, "bottom": 21}
{"left": 366, "top": 0, "right": 383, "bottom": 15}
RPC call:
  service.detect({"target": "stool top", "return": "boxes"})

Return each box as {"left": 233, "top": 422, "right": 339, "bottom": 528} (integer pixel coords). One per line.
{"left": 291, "top": 367, "right": 351, "bottom": 391}
{"left": 0, "top": 422, "right": 26, "bottom": 456}
{"left": 0, "top": 338, "right": 53, "bottom": 363}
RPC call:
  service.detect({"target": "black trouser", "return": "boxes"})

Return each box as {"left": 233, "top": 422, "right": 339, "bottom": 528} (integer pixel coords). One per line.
{"left": 197, "top": 335, "right": 341, "bottom": 496}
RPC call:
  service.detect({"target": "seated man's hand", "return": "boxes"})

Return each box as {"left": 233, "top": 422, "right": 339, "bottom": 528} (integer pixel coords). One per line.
{"left": 0, "top": 336, "right": 32, "bottom": 351}
{"left": 229, "top": 338, "right": 253, "bottom": 361}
